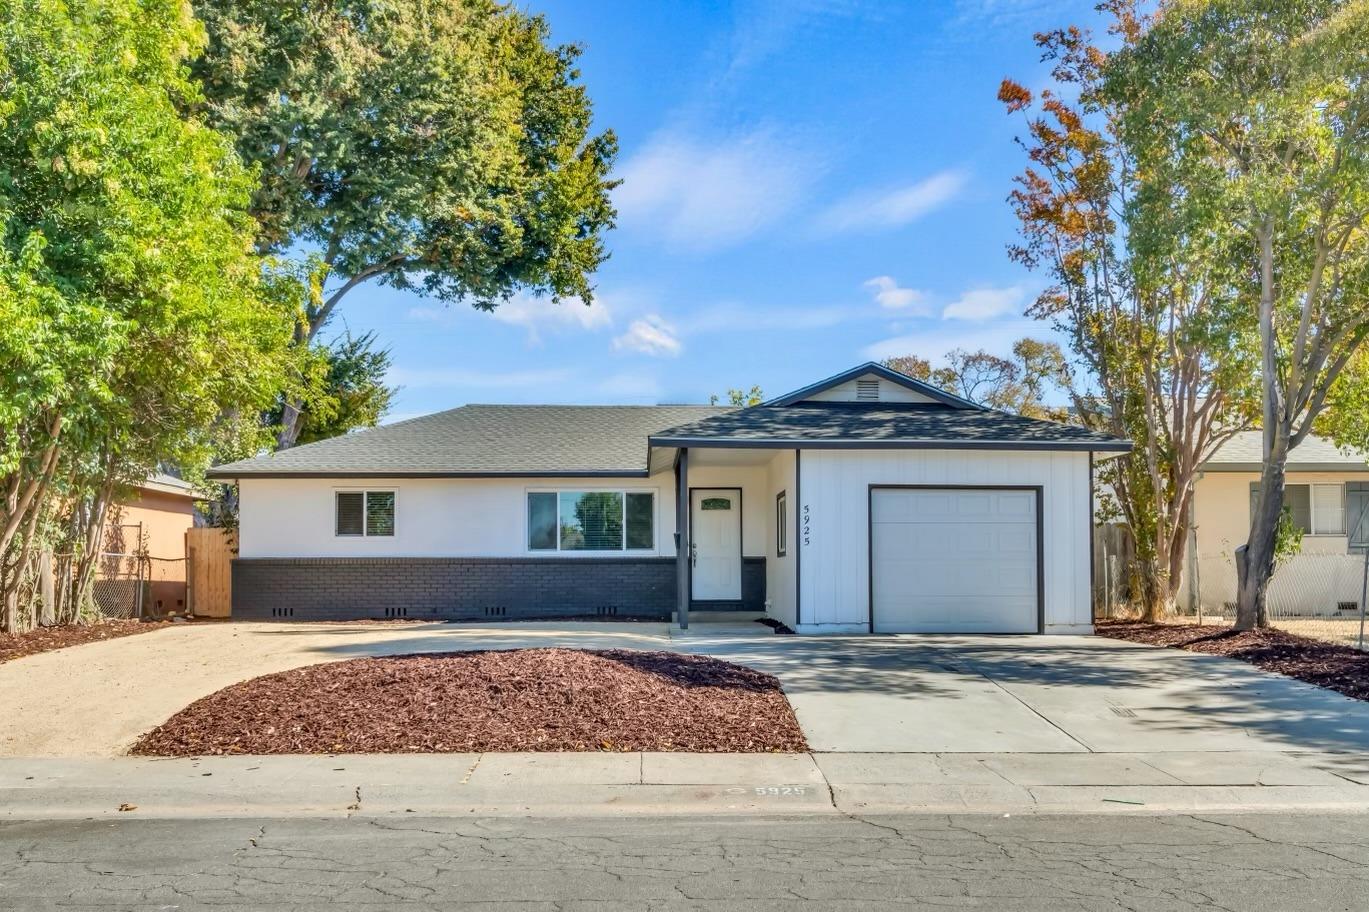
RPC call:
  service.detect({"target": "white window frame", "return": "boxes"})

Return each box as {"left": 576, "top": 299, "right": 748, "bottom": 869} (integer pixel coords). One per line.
{"left": 1309, "top": 483, "right": 1346, "bottom": 536}
{"left": 335, "top": 489, "right": 397, "bottom": 538}
{"left": 526, "top": 488, "right": 656, "bottom": 553}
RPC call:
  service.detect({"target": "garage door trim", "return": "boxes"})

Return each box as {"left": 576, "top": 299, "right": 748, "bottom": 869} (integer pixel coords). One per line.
{"left": 866, "top": 484, "right": 1045, "bottom": 634}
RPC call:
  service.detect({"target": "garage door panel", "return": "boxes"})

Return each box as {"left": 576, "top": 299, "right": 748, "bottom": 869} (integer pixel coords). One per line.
{"left": 871, "top": 488, "right": 1039, "bottom": 634}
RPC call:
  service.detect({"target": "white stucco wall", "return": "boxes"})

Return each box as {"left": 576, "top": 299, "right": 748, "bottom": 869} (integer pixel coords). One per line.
{"left": 795, "top": 449, "right": 1093, "bottom": 634}
{"left": 237, "top": 474, "right": 680, "bottom": 559}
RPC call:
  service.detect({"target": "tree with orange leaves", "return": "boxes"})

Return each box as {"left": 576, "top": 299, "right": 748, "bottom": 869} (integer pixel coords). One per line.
{"left": 999, "top": 1, "right": 1256, "bottom": 622}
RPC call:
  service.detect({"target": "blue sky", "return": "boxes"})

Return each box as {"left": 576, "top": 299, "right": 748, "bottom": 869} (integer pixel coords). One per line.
{"left": 335, "top": 0, "right": 1105, "bottom": 422}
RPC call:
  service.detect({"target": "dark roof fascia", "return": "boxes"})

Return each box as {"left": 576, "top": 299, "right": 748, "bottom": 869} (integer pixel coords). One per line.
{"left": 1200, "top": 462, "right": 1369, "bottom": 473}
{"left": 761, "top": 362, "right": 984, "bottom": 410}
{"left": 647, "top": 436, "right": 1133, "bottom": 453}
{"left": 206, "top": 469, "right": 653, "bottom": 481}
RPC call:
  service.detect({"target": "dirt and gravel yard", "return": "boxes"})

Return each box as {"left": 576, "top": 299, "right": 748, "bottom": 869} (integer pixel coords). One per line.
{"left": 0, "top": 619, "right": 180, "bottom": 664}
{"left": 133, "top": 648, "right": 808, "bottom": 755}
{"left": 1098, "top": 620, "right": 1369, "bottom": 702}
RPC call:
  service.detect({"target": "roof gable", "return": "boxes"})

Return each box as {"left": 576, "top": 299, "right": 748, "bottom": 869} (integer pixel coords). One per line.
{"left": 763, "top": 362, "right": 982, "bottom": 409}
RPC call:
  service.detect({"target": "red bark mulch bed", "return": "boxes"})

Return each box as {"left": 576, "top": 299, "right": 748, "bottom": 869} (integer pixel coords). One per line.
{"left": 132, "top": 648, "right": 808, "bottom": 755}
{"left": 1097, "top": 620, "right": 1369, "bottom": 703}
{"left": 0, "top": 619, "right": 179, "bottom": 664}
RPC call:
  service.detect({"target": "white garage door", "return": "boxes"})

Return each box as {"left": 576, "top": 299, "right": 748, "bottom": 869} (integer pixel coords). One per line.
{"left": 871, "top": 487, "right": 1039, "bottom": 633}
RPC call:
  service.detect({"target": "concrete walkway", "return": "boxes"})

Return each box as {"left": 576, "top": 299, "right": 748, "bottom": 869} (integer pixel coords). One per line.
{"left": 4, "top": 750, "right": 1369, "bottom": 819}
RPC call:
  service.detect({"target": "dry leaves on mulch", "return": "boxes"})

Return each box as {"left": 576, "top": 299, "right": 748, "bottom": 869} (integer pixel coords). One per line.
{"left": 0, "top": 619, "right": 178, "bottom": 664}
{"left": 1097, "top": 620, "right": 1369, "bottom": 702}
{"left": 132, "top": 648, "right": 809, "bottom": 755}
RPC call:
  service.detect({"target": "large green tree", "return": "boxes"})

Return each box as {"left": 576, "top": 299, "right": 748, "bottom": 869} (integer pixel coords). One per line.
{"left": 0, "top": 0, "right": 290, "bottom": 631}
{"left": 191, "top": 0, "right": 619, "bottom": 447}
{"left": 1111, "top": 0, "right": 1369, "bottom": 629}
{"left": 1000, "top": 7, "right": 1255, "bottom": 621}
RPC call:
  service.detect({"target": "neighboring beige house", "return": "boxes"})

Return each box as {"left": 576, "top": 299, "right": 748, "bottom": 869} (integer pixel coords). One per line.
{"left": 1185, "top": 431, "right": 1369, "bottom": 616}
{"left": 101, "top": 473, "right": 198, "bottom": 615}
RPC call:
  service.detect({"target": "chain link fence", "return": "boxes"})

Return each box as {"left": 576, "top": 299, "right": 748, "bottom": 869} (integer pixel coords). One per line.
{"left": 90, "top": 552, "right": 145, "bottom": 619}
{"left": 1095, "top": 523, "right": 1369, "bottom": 650}
{"left": 1186, "top": 550, "right": 1369, "bottom": 649}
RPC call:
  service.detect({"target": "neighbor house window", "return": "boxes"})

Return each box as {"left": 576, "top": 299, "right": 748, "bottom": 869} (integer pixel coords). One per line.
{"left": 527, "top": 491, "right": 654, "bottom": 552}
{"left": 336, "top": 491, "right": 395, "bottom": 537}
{"left": 776, "top": 491, "right": 787, "bottom": 557}
{"left": 1249, "top": 482, "right": 1345, "bottom": 536}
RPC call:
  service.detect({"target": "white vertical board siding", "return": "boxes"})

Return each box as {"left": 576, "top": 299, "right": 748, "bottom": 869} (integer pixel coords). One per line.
{"left": 237, "top": 474, "right": 678, "bottom": 559}
{"left": 796, "top": 449, "right": 1092, "bottom": 633}
{"left": 764, "top": 450, "right": 797, "bottom": 626}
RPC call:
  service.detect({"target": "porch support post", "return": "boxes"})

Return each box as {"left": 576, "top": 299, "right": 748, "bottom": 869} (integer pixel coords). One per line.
{"left": 676, "top": 447, "right": 689, "bottom": 629}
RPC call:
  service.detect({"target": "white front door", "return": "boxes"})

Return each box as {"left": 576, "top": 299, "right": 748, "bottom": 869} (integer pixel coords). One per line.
{"left": 691, "top": 489, "right": 742, "bottom": 601}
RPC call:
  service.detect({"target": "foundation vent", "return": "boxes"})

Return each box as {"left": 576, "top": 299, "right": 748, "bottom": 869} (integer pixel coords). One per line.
{"left": 384, "top": 606, "right": 408, "bottom": 618}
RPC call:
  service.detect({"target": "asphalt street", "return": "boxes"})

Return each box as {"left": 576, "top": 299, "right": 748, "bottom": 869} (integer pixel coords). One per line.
{"left": 3, "top": 812, "right": 1368, "bottom": 911}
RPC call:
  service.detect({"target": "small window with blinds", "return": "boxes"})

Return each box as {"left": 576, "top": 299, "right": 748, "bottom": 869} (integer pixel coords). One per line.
{"left": 336, "top": 491, "right": 395, "bottom": 537}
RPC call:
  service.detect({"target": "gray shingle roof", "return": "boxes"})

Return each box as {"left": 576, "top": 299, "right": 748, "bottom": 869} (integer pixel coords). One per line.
{"left": 650, "top": 403, "right": 1131, "bottom": 452}
{"left": 208, "top": 405, "right": 732, "bottom": 478}
{"left": 1202, "top": 430, "right": 1369, "bottom": 471}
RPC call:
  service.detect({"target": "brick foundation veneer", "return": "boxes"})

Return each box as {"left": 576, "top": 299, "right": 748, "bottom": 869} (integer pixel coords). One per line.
{"left": 231, "top": 556, "right": 766, "bottom": 621}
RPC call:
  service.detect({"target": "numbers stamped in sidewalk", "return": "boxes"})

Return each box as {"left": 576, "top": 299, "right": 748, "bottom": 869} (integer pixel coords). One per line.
{"left": 725, "top": 785, "right": 810, "bottom": 797}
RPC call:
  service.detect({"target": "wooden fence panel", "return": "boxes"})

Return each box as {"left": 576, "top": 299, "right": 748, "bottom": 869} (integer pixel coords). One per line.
{"left": 186, "top": 528, "right": 234, "bottom": 618}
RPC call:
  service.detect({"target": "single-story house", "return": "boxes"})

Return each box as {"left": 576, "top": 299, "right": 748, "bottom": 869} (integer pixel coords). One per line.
{"left": 97, "top": 473, "right": 199, "bottom": 617}
{"left": 1183, "top": 431, "right": 1369, "bottom": 617}
{"left": 208, "top": 363, "right": 1130, "bottom": 634}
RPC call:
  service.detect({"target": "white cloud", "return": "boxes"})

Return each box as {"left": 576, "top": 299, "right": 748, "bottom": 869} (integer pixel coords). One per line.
{"left": 815, "top": 169, "right": 969, "bottom": 235}
{"left": 614, "top": 128, "right": 818, "bottom": 251}
{"left": 385, "top": 367, "right": 572, "bottom": 390}
{"left": 863, "top": 276, "right": 929, "bottom": 313}
{"left": 612, "top": 315, "right": 683, "bottom": 358}
{"left": 941, "top": 285, "right": 1025, "bottom": 321}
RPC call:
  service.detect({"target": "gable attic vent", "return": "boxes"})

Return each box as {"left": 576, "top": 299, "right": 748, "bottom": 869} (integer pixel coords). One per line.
{"left": 856, "top": 379, "right": 880, "bottom": 400}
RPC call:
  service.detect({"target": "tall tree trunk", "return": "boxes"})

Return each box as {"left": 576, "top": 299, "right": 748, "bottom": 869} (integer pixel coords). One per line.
{"left": 1237, "top": 433, "right": 1288, "bottom": 629}
{"left": 1236, "top": 222, "right": 1284, "bottom": 631}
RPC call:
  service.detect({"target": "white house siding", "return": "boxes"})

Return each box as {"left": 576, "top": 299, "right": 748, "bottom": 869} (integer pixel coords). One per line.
{"left": 796, "top": 449, "right": 1093, "bottom": 634}
{"left": 237, "top": 474, "right": 679, "bottom": 559}
{"left": 764, "top": 450, "right": 797, "bottom": 627}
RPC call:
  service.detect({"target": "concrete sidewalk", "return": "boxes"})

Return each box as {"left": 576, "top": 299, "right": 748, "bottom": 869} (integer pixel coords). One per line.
{"left": 5, "top": 751, "right": 1369, "bottom": 820}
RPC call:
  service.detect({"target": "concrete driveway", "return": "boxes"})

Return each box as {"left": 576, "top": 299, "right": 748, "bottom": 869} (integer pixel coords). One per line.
{"left": 3, "top": 620, "right": 1369, "bottom": 758}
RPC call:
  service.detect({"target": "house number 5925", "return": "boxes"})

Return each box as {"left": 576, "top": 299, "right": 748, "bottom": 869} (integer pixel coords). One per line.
{"left": 802, "top": 504, "right": 811, "bottom": 546}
